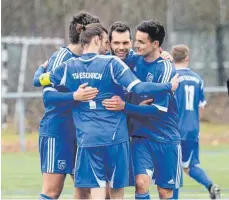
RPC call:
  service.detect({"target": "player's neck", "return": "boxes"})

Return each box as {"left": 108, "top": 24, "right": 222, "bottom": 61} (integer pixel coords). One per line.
{"left": 175, "top": 62, "right": 188, "bottom": 69}
{"left": 82, "top": 45, "right": 99, "bottom": 55}
{"left": 68, "top": 44, "right": 83, "bottom": 56}
{"left": 144, "top": 50, "right": 160, "bottom": 63}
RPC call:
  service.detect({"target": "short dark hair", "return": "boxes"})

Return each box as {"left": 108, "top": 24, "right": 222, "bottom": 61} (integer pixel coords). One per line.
{"left": 136, "top": 19, "right": 165, "bottom": 46}
{"left": 69, "top": 11, "right": 100, "bottom": 44}
{"left": 109, "top": 21, "right": 132, "bottom": 42}
{"left": 79, "top": 23, "right": 107, "bottom": 46}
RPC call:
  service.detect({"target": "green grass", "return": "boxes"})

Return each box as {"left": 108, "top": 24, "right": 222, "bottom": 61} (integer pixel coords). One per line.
{"left": 2, "top": 149, "right": 229, "bottom": 199}
{"left": 2, "top": 122, "right": 229, "bottom": 199}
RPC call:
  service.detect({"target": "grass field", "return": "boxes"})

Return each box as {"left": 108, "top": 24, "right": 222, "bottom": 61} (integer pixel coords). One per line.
{"left": 2, "top": 122, "right": 229, "bottom": 199}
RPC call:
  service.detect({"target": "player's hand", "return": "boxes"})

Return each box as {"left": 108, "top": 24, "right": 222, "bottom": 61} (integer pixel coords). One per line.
{"left": 102, "top": 96, "right": 125, "bottom": 111}
{"left": 160, "top": 51, "right": 173, "bottom": 61}
{"left": 170, "top": 73, "right": 179, "bottom": 92}
{"left": 42, "top": 60, "right": 49, "bottom": 68}
{"left": 139, "top": 99, "right": 153, "bottom": 106}
{"left": 73, "top": 83, "right": 99, "bottom": 101}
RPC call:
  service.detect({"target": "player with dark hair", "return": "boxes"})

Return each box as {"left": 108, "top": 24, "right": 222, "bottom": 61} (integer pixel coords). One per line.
{"left": 172, "top": 44, "right": 220, "bottom": 199}
{"left": 103, "top": 19, "right": 182, "bottom": 199}
{"left": 38, "top": 22, "right": 179, "bottom": 199}
{"left": 33, "top": 12, "right": 100, "bottom": 200}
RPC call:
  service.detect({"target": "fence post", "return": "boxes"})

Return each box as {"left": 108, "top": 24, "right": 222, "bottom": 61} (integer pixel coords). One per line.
{"left": 18, "top": 98, "right": 26, "bottom": 152}
{"left": 216, "top": 25, "right": 225, "bottom": 86}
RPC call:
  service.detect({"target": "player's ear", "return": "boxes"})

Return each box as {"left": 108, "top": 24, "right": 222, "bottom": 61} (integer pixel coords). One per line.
{"left": 185, "top": 56, "right": 189, "bottom": 63}
{"left": 153, "top": 40, "right": 159, "bottom": 48}
{"left": 94, "top": 35, "right": 100, "bottom": 45}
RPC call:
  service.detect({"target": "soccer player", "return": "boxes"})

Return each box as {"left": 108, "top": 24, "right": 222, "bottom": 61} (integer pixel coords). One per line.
{"left": 172, "top": 44, "right": 221, "bottom": 199}
{"left": 38, "top": 23, "right": 179, "bottom": 199}
{"left": 107, "top": 21, "right": 174, "bottom": 191}
{"left": 109, "top": 21, "right": 173, "bottom": 71}
{"left": 33, "top": 12, "right": 100, "bottom": 200}
{"left": 103, "top": 19, "right": 182, "bottom": 199}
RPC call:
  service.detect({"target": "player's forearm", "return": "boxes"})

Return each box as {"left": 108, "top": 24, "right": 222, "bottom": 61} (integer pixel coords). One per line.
{"left": 33, "top": 66, "right": 46, "bottom": 87}
{"left": 132, "top": 82, "right": 172, "bottom": 95}
{"left": 124, "top": 102, "right": 162, "bottom": 117}
{"left": 44, "top": 91, "right": 74, "bottom": 104}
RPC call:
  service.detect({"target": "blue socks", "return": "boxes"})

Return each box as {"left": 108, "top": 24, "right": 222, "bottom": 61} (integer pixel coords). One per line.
{"left": 135, "top": 192, "right": 150, "bottom": 199}
{"left": 189, "top": 165, "right": 212, "bottom": 189}
{"left": 39, "top": 194, "right": 53, "bottom": 199}
{"left": 172, "top": 188, "right": 179, "bottom": 199}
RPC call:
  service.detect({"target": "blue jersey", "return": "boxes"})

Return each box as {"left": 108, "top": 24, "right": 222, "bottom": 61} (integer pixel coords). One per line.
{"left": 123, "top": 49, "right": 140, "bottom": 72}
{"left": 39, "top": 47, "right": 79, "bottom": 138}
{"left": 49, "top": 53, "right": 172, "bottom": 147}
{"left": 49, "top": 53, "right": 142, "bottom": 147}
{"left": 131, "top": 57, "right": 180, "bottom": 144}
{"left": 175, "top": 68, "right": 206, "bottom": 140}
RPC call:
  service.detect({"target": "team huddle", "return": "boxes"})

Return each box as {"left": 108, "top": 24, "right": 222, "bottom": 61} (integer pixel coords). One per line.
{"left": 33, "top": 12, "right": 220, "bottom": 199}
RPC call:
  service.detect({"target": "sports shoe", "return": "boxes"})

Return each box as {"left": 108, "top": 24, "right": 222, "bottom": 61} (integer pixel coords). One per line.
{"left": 209, "top": 184, "right": 221, "bottom": 199}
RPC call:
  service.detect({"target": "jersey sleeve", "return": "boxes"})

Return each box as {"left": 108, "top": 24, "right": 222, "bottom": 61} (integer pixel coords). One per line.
{"left": 33, "top": 65, "right": 46, "bottom": 87}
{"left": 110, "top": 57, "right": 141, "bottom": 92}
{"left": 152, "top": 60, "right": 175, "bottom": 112}
{"left": 124, "top": 102, "right": 164, "bottom": 117}
{"left": 43, "top": 90, "right": 74, "bottom": 105}
{"left": 49, "top": 62, "right": 68, "bottom": 86}
{"left": 199, "top": 79, "right": 207, "bottom": 107}
{"left": 111, "top": 57, "right": 172, "bottom": 95}
{"left": 47, "top": 50, "right": 72, "bottom": 72}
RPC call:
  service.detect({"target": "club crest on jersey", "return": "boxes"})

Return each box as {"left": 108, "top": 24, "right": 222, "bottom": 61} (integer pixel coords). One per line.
{"left": 146, "top": 72, "right": 154, "bottom": 82}
{"left": 58, "top": 160, "right": 66, "bottom": 170}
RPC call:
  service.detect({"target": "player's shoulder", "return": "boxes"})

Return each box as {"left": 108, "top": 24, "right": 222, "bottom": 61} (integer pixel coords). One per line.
{"left": 178, "top": 68, "right": 203, "bottom": 81}
{"left": 157, "top": 58, "right": 174, "bottom": 67}
{"left": 97, "top": 54, "right": 125, "bottom": 64}
{"left": 47, "top": 47, "right": 74, "bottom": 71}
{"left": 156, "top": 58, "right": 175, "bottom": 73}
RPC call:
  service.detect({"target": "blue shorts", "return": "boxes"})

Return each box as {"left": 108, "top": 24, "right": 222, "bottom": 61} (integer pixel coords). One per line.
{"left": 129, "top": 141, "right": 136, "bottom": 186}
{"left": 74, "top": 141, "right": 129, "bottom": 188}
{"left": 181, "top": 140, "right": 200, "bottom": 168}
{"left": 39, "top": 136, "right": 76, "bottom": 174}
{"left": 132, "top": 137, "right": 182, "bottom": 189}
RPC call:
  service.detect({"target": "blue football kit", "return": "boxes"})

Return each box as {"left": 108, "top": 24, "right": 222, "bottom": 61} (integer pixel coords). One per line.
{"left": 49, "top": 53, "right": 173, "bottom": 188}
{"left": 175, "top": 68, "right": 206, "bottom": 168}
{"left": 125, "top": 57, "right": 182, "bottom": 189}
{"left": 34, "top": 47, "right": 78, "bottom": 174}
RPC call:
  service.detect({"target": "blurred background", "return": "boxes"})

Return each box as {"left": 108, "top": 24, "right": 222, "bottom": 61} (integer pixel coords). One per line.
{"left": 1, "top": 0, "right": 229, "bottom": 199}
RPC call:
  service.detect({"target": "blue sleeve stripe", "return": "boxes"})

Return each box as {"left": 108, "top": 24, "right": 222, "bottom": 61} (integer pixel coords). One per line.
{"left": 59, "top": 64, "right": 67, "bottom": 86}
{"left": 161, "top": 60, "right": 172, "bottom": 83}
{"left": 161, "top": 60, "right": 168, "bottom": 83}
{"left": 52, "top": 49, "right": 68, "bottom": 71}
{"left": 110, "top": 63, "right": 119, "bottom": 84}
{"left": 113, "top": 56, "right": 129, "bottom": 70}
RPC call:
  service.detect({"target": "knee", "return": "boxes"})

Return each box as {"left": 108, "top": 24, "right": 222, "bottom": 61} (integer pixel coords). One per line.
{"left": 136, "top": 177, "right": 149, "bottom": 193}
{"left": 183, "top": 167, "right": 190, "bottom": 174}
{"left": 157, "top": 186, "right": 173, "bottom": 199}
{"left": 75, "top": 188, "right": 91, "bottom": 199}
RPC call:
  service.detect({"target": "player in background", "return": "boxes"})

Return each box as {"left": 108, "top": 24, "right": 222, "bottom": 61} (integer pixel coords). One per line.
{"left": 103, "top": 19, "right": 182, "bottom": 199}
{"left": 38, "top": 23, "right": 179, "bottom": 199}
{"left": 33, "top": 12, "right": 100, "bottom": 200}
{"left": 172, "top": 44, "right": 221, "bottom": 199}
